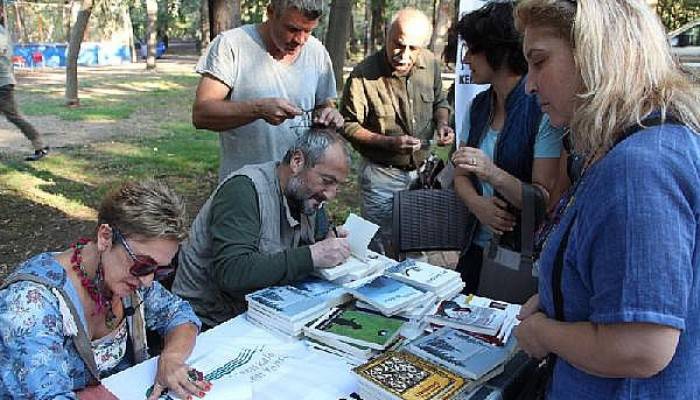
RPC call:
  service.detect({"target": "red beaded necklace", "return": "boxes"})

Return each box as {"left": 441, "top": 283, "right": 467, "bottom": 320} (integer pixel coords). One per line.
{"left": 70, "top": 238, "right": 118, "bottom": 329}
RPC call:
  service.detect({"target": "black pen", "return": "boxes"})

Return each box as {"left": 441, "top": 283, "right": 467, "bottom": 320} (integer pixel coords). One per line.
{"left": 332, "top": 224, "right": 339, "bottom": 238}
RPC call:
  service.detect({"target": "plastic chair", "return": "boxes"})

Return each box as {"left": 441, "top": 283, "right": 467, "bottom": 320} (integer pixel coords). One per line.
{"left": 392, "top": 189, "right": 471, "bottom": 261}
{"left": 31, "top": 52, "right": 44, "bottom": 69}
{"left": 11, "top": 55, "right": 26, "bottom": 69}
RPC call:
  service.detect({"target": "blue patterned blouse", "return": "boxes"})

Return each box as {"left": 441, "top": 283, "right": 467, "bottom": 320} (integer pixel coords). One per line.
{"left": 0, "top": 253, "right": 201, "bottom": 399}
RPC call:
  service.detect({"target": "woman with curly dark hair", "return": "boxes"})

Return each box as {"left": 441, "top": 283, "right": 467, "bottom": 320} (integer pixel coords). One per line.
{"left": 452, "top": 1, "right": 564, "bottom": 296}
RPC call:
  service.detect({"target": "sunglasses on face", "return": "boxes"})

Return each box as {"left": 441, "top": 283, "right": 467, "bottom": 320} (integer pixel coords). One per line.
{"left": 114, "top": 230, "right": 174, "bottom": 281}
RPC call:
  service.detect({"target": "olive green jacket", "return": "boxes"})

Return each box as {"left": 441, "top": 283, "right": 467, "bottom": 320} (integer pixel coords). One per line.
{"left": 341, "top": 49, "right": 450, "bottom": 168}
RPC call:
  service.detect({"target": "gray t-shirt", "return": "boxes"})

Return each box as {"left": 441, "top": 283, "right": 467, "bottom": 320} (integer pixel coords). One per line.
{"left": 196, "top": 24, "right": 337, "bottom": 181}
{"left": 0, "top": 25, "right": 16, "bottom": 87}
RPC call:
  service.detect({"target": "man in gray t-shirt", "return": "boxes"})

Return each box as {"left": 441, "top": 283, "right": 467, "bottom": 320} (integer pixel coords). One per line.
{"left": 193, "top": 0, "right": 343, "bottom": 181}
{"left": 0, "top": 22, "right": 48, "bottom": 161}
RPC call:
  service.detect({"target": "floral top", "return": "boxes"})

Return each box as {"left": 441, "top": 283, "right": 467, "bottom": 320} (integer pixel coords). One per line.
{"left": 92, "top": 319, "right": 128, "bottom": 376}
{"left": 0, "top": 253, "right": 201, "bottom": 399}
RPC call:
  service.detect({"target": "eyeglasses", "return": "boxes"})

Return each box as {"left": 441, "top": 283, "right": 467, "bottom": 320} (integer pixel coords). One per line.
{"left": 114, "top": 229, "right": 174, "bottom": 281}
{"left": 289, "top": 108, "right": 315, "bottom": 132}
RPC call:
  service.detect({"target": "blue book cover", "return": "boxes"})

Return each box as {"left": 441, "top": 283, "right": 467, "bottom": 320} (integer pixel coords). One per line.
{"left": 247, "top": 286, "right": 325, "bottom": 319}
{"left": 351, "top": 276, "right": 424, "bottom": 313}
{"left": 407, "top": 327, "right": 516, "bottom": 380}
{"left": 290, "top": 277, "right": 346, "bottom": 303}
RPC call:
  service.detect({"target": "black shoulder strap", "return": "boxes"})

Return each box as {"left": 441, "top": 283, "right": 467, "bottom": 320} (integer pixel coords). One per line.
{"left": 551, "top": 220, "right": 574, "bottom": 321}
{"left": 615, "top": 115, "right": 682, "bottom": 146}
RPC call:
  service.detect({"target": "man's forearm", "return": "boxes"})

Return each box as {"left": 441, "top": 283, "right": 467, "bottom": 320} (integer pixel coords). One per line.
{"left": 344, "top": 124, "right": 393, "bottom": 149}
{"left": 434, "top": 107, "right": 450, "bottom": 125}
{"left": 192, "top": 98, "right": 261, "bottom": 131}
{"left": 212, "top": 247, "right": 313, "bottom": 294}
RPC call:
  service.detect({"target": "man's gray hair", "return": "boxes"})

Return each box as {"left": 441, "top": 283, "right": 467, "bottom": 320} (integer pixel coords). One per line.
{"left": 283, "top": 128, "right": 350, "bottom": 168}
{"left": 270, "top": 0, "right": 324, "bottom": 19}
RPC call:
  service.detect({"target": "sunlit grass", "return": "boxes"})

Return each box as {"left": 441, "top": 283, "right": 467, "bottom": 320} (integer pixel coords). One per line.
{"left": 0, "top": 167, "right": 97, "bottom": 221}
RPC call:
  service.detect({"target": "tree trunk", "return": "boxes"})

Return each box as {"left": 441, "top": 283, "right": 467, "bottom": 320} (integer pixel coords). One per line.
{"left": 199, "top": 0, "right": 210, "bottom": 53}
{"left": 63, "top": 0, "right": 75, "bottom": 43}
{"left": 325, "top": 0, "right": 353, "bottom": 93}
{"left": 364, "top": 0, "right": 372, "bottom": 56}
{"left": 126, "top": 5, "right": 137, "bottom": 63}
{"left": 429, "top": 0, "right": 451, "bottom": 57}
{"left": 65, "top": 0, "right": 94, "bottom": 107}
{"left": 209, "top": 0, "right": 240, "bottom": 40}
{"left": 145, "top": 0, "right": 157, "bottom": 70}
{"left": 14, "top": 3, "right": 28, "bottom": 43}
{"left": 370, "top": 0, "right": 385, "bottom": 52}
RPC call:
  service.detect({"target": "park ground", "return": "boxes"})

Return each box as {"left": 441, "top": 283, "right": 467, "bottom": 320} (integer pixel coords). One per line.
{"left": 0, "top": 53, "right": 365, "bottom": 278}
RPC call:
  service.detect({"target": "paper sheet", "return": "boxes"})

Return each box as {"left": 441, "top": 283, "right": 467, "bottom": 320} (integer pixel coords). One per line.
{"left": 342, "top": 213, "right": 379, "bottom": 261}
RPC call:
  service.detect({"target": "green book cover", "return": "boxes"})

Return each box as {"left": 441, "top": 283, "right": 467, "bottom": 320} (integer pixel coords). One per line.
{"left": 313, "top": 308, "right": 404, "bottom": 348}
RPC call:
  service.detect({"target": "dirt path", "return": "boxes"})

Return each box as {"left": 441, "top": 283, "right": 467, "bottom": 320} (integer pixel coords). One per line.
{"left": 0, "top": 55, "right": 199, "bottom": 154}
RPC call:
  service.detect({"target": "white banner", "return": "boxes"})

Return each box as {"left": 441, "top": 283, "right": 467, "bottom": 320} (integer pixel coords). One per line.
{"left": 455, "top": 0, "right": 491, "bottom": 145}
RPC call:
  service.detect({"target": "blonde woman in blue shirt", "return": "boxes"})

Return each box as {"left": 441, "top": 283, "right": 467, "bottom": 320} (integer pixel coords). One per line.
{"left": 513, "top": 1, "right": 700, "bottom": 399}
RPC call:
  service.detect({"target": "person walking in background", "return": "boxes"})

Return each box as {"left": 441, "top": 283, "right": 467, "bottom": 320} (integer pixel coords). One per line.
{"left": 0, "top": 17, "right": 48, "bottom": 161}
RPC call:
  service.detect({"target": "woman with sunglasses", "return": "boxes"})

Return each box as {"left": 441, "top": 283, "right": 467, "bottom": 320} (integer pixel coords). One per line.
{"left": 451, "top": 1, "right": 564, "bottom": 296}
{"left": 0, "top": 180, "right": 210, "bottom": 399}
{"left": 513, "top": 1, "right": 700, "bottom": 398}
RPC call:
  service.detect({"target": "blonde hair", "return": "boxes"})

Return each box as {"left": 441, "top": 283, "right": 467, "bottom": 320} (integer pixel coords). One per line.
{"left": 98, "top": 180, "right": 188, "bottom": 241}
{"left": 516, "top": 0, "right": 700, "bottom": 155}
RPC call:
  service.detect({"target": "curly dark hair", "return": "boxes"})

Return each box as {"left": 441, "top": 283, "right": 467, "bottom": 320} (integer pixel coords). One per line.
{"left": 456, "top": 1, "right": 528, "bottom": 76}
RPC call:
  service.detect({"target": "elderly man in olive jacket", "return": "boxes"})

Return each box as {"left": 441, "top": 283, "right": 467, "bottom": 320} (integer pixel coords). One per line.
{"left": 340, "top": 8, "right": 454, "bottom": 256}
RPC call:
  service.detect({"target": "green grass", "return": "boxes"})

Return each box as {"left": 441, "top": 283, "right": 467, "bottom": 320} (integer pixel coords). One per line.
{"left": 18, "top": 74, "right": 199, "bottom": 122}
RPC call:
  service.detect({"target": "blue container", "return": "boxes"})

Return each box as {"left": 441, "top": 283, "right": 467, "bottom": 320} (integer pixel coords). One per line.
{"left": 12, "top": 42, "right": 132, "bottom": 67}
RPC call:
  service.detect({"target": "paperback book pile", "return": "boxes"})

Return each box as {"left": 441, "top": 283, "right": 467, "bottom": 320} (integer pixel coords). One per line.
{"left": 426, "top": 295, "right": 520, "bottom": 346}
{"left": 349, "top": 276, "right": 434, "bottom": 317}
{"left": 304, "top": 307, "right": 405, "bottom": 364}
{"left": 353, "top": 351, "right": 467, "bottom": 400}
{"left": 405, "top": 327, "right": 518, "bottom": 381}
{"left": 246, "top": 278, "right": 349, "bottom": 336}
{"left": 384, "top": 259, "right": 465, "bottom": 300}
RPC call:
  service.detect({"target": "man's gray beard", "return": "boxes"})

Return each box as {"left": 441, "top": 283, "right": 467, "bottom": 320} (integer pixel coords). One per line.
{"left": 285, "top": 175, "right": 316, "bottom": 216}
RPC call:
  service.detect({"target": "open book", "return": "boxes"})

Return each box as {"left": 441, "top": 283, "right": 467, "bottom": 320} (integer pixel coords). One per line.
{"left": 315, "top": 213, "right": 387, "bottom": 282}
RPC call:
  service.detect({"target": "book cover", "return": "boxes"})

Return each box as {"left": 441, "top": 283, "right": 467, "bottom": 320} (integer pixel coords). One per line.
{"left": 406, "top": 327, "right": 516, "bottom": 380}
{"left": 426, "top": 300, "right": 506, "bottom": 336}
{"left": 385, "top": 259, "right": 459, "bottom": 292}
{"left": 246, "top": 286, "right": 326, "bottom": 320}
{"left": 307, "top": 308, "right": 404, "bottom": 350}
{"left": 353, "top": 351, "right": 465, "bottom": 400}
{"left": 350, "top": 276, "right": 425, "bottom": 315}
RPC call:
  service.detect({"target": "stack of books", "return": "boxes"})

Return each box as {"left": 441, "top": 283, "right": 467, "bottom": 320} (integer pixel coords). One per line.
{"left": 246, "top": 278, "right": 349, "bottom": 336}
{"left": 426, "top": 295, "right": 520, "bottom": 346}
{"left": 314, "top": 250, "right": 394, "bottom": 284}
{"left": 349, "top": 276, "right": 434, "bottom": 317}
{"left": 384, "top": 259, "right": 465, "bottom": 300}
{"left": 303, "top": 307, "right": 405, "bottom": 365}
{"left": 405, "top": 327, "right": 518, "bottom": 381}
{"left": 353, "top": 351, "right": 468, "bottom": 400}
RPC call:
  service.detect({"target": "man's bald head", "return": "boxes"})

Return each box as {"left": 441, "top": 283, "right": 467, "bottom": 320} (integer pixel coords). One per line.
{"left": 385, "top": 8, "right": 433, "bottom": 76}
{"left": 389, "top": 8, "right": 432, "bottom": 46}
